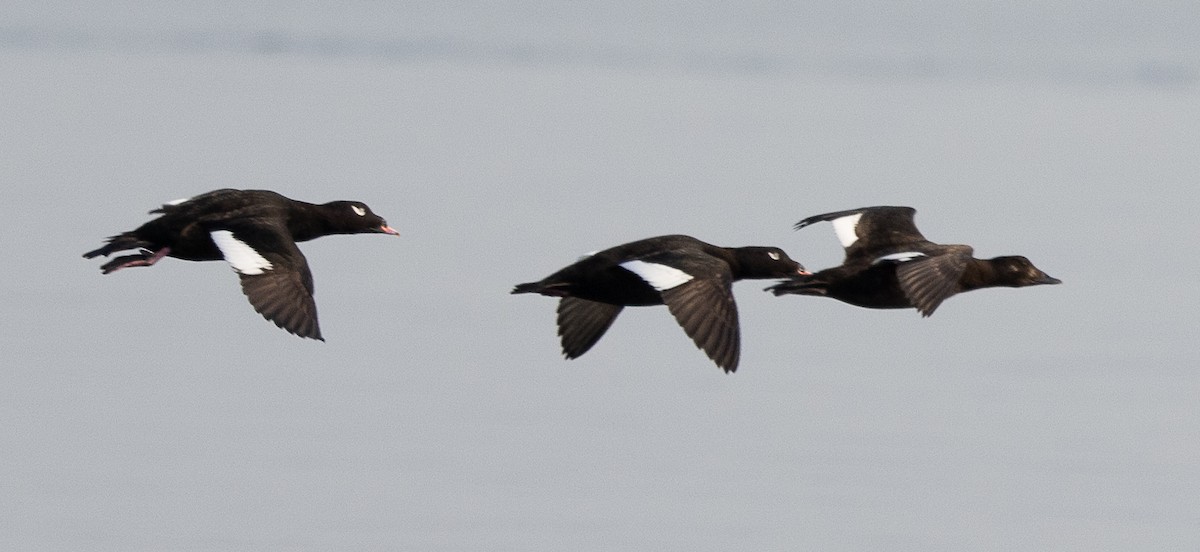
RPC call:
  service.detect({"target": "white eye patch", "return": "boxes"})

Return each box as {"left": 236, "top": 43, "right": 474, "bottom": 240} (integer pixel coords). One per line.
{"left": 872, "top": 251, "right": 926, "bottom": 264}
{"left": 620, "top": 260, "right": 694, "bottom": 291}
{"left": 211, "top": 230, "right": 273, "bottom": 275}
{"left": 830, "top": 213, "right": 863, "bottom": 248}
{"left": 768, "top": 251, "right": 781, "bottom": 260}
{"left": 351, "top": 205, "right": 366, "bottom": 216}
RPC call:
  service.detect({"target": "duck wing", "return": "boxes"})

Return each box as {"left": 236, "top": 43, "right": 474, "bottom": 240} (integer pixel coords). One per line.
{"left": 894, "top": 246, "right": 972, "bottom": 317}
{"left": 623, "top": 250, "right": 739, "bottom": 372}
{"left": 151, "top": 188, "right": 244, "bottom": 215}
{"left": 660, "top": 275, "right": 740, "bottom": 373}
{"left": 556, "top": 298, "right": 624, "bottom": 359}
{"left": 796, "top": 206, "right": 929, "bottom": 264}
{"left": 208, "top": 220, "right": 322, "bottom": 340}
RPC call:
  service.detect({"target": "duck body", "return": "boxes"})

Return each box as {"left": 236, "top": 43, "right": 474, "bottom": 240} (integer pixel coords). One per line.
{"left": 513, "top": 234, "right": 806, "bottom": 372}
{"left": 768, "top": 206, "right": 1060, "bottom": 316}
{"left": 787, "top": 262, "right": 913, "bottom": 310}
{"left": 83, "top": 189, "right": 398, "bottom": 340}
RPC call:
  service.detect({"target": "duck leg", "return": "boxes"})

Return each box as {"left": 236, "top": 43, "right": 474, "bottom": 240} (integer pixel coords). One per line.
{"left": 765, "top": 276, "right": 826, "bottom": 296}
{"left": 99, "top": 247, "right": 171, "bottom": 274}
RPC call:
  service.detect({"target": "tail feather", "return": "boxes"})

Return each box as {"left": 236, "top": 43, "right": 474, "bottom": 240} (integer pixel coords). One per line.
{"left": 82, "top": 233, "right": 151, "bottom": 259}
{"left": 512, "top": 281, "right": 573, "bottom": 297}
{"left": 511, "top": 282, "right": 542, "bottom": 294}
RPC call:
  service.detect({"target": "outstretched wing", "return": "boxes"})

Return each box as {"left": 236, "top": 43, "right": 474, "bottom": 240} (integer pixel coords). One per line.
{"left": 624, "top": 250, "right": 739, "bottom": 372}
{"left": 894, "top": 247, "right": 972, "bottom": 317}
{"left": 556, "top": 297, "right": 623, "bottom": 359}
{"left": 660, "top": 276, "right": 740, "bottom": 373}
{"left": 796, "top": 206, "right": 927, "bottom": 263}
{"left": 209, "top": 221, "right": 322, "bottom": 340}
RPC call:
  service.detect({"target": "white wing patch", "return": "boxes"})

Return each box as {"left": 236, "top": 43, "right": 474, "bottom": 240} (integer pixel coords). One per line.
{"left": 872, "top": 251, "right": 926, "bottom": 264}
{"left": 620, "top": 260, "right": 694, "bottom": 291}
{"left": 211, "top": 230, "right": 274, "bottom": 275}
{"left": 831, "top": 213, "right": 863, "bottom": 248}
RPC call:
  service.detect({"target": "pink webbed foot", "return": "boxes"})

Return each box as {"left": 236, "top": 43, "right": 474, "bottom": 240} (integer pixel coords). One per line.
{"left": 100, "top": 247, "right": 171, "bottom": 274}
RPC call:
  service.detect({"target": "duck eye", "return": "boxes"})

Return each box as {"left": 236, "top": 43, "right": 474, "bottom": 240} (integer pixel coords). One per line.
{"left": 768, "top": 251, "right": 781, "bottom": 261}
{"left": 351, "top": 205, "right": 366, "bottom": 216}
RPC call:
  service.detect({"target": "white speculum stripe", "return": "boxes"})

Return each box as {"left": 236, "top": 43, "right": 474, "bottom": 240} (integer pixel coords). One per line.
{"left": 211, "top": 230, "right": 274, "bottom": 275}
{"left": 831, "top": 213, "right": 863, "bottom": 248}
{"left": 620, "top": 260, "right": 694, "bottom": 291}
{"left": 873, "top": 251, "right": 926, "bottom": 264}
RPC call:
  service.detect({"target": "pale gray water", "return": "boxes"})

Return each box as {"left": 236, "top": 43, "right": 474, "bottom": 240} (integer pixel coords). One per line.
{"left": 2, "top": 2, "right": 1198, "bottom": 550}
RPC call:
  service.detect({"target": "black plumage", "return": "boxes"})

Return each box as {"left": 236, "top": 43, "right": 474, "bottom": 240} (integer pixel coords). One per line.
{"left": 513, "top": 234, "right": 806, "bottom": 372}
{"left": 83, "top": 189, "right": 398, "bottom": 340}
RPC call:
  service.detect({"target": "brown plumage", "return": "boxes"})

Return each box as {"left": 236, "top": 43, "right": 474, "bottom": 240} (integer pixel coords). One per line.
{"left": 768, "top": 206, "right": 1060, "bottom": 316}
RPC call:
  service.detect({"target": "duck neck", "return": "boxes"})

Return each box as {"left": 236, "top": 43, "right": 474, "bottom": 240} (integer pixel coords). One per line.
{"left": 708, "top": 246, "right": 743, "bottom": 278}
{"left": 287, "top": 201, "right": 341, "bottom": 242}
{"left": 959, "top": 259, "right": 1001, "bottom": 292}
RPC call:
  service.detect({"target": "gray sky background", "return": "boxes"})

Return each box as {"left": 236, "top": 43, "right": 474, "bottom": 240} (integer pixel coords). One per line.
{"left": 3, "top": 2, "right": 1198, "bottom": 550}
